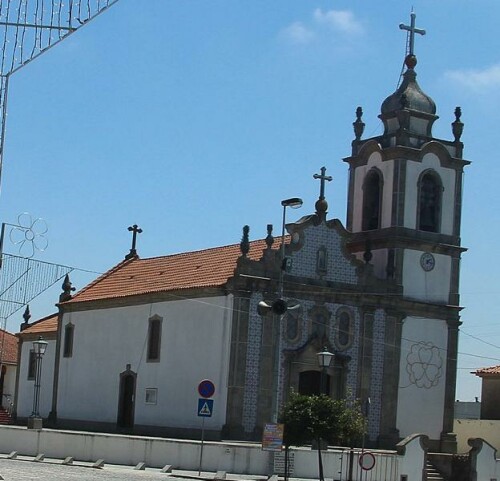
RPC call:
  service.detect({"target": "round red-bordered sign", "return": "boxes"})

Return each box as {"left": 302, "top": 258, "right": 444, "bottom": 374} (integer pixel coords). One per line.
{"left": 359, "top": 452, "right": 376, "bottom": 471}
{"left": 198, "top": 379, "right": 215, "bottom": 398}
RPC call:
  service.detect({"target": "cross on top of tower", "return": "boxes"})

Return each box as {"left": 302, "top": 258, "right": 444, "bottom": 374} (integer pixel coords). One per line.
{"left": 399, "top": 11, "right": 426, "bottom": 57}
{"left": 125, "top": 224, "right": 143, "bottom": 260}
{"left": 313, "top": 166, "right": 332, "bottom": 201}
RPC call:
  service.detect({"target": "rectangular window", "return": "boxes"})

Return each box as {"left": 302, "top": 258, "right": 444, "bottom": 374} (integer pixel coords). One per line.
{"left": 63, "top": 324, "right": 74, "bottom": 358}
{"left": 145, "top": 388, "right": 158, "bottom": 405}
{"left": 147, "top": 317, "right": 162, "bottom": 362}
{"left": 27, "top": 349, "right": 36, "bottom": 380}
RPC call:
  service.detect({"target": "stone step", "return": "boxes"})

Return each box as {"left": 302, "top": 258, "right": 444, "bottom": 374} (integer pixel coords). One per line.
{"left": 0, "top": 407, "right": 14, "bottom": 425}
{"left": 425, "top": 462, "right": 445, "bottom": 481}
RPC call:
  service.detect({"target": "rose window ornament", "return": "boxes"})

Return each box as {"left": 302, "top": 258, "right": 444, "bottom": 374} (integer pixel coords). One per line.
{"left": 405, "top": 341, "right": 443, "bottom": 389}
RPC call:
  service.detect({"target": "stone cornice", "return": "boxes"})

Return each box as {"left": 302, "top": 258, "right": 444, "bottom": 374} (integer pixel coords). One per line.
{"left": 344, "top": 140, "right": 471, "bottom": 170}
{"left": 59, "top": 286, "right": 228, "bottom": 313}
{"left": 346, "top": 227, "right": 467, "bottom": 257}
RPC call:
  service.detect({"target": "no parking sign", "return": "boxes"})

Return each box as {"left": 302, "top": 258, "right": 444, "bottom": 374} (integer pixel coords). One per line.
{"left": 198, "top": 379, "right": 215, "bottom": 398}
{"left": 359, "top": 452, "right": 376, "bottom": 471}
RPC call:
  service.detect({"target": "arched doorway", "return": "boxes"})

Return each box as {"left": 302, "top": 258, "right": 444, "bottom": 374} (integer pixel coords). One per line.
{"left": 298, "top": 370, "right": 330, "bottom": 396}
{"left": 285, "top": 342, "right": 349, "bottom": 403}
{"left": 117, "top": 367, "right": 136, "bottom": 429}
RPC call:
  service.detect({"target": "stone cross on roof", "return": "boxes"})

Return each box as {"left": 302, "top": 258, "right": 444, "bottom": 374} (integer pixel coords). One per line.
{"left": 313, "top": 166, "right": 332, "bottom": 201}
{"left": 125, "top": 224, "right": 143, "bottom": 260}
{"left": 399, "top": 11, "right": 426, "bottom": 56}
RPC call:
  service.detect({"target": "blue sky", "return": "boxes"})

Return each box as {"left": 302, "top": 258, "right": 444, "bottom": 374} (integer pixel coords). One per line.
{"left": 1, "top": 1, "right": 499, "bottom": 401}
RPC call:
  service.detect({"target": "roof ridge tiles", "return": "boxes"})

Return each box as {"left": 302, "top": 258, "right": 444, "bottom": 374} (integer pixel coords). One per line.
{"left": 137, "top": 237, "right": 275, "bottom": 262}
{"left": 60, "top": 235, "right": 286, "bottom": 306}
{"left": 64, "top": 256, "right": 138, "bottom": 303}
{"left": 26, "top": 312, "right": 58, "bottom": 326}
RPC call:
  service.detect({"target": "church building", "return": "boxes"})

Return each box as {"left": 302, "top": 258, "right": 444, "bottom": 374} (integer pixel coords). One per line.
{"left": 14, "top": 16, "right": 470, "bottom": 453}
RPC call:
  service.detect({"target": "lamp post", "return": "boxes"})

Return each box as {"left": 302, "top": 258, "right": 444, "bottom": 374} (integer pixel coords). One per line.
{"left": 269, "top": 197, "right": 303, "bottom": 423}
{"left": 317, "top": 347, "right": 334, "bottom": 395}
{"left": 278, "top": 197, "right": 303, "bottom": 298}
{"left": 28, "top": 336, "right": 48, "bottom": 430}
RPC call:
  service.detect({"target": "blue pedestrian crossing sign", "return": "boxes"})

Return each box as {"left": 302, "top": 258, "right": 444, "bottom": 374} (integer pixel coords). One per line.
{"left": 198, "top": 398, "right": 214, "bottom": 417}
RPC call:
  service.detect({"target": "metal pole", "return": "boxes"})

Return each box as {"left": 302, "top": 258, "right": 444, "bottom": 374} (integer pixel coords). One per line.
{"left": 31, "top": 351, "right": 42, "bottom": 417}
{"left": 271, "top": 204, "right": 288, "bottom": 423}
{"left": 320, "top": 366, "right": 327, "bottom": 395}
{"left": 0, "top": 75, "right": 10, "bottom": 198}
{"left": 198, "top": 416, "right": 205, "bottom": 476}
{"left": 278, "top": 204, "right": 286, "bottom": 298}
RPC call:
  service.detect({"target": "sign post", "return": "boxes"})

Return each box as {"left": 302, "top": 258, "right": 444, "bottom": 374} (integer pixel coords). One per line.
{"left": 197, "top": 380, "right": 215, "bottom": 476}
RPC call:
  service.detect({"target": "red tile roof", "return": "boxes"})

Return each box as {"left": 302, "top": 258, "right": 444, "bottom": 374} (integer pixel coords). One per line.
{"left": 474, "top": 366, "right": 500, "bottom": 377}
{"left": 19, "top": 313, "right": 58, "bottom": 336}
{"left": 65, "top": 238, "right": 277, "bottom": 305}
{"left": 0, "top": 329, "right": 18, "bottom": 365}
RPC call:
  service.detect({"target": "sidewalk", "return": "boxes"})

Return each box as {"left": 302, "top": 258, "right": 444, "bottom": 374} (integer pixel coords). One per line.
{"left": 0, "top": 454, "right": 273, "bottom": 481}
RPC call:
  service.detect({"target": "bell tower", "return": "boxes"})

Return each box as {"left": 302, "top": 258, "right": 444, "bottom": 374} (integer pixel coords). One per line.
{"left": 343, "top": 14, "right": 470, "bottom": 452}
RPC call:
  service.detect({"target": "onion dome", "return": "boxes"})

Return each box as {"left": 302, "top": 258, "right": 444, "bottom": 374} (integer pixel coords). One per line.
{"left": 381, "top": 55, "right": 436, "bottom": 115}
{"left": 379, "top": 55, "right": 438, "bottom": 140}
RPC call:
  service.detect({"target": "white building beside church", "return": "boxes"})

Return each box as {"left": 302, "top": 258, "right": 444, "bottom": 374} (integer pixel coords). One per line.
{"left": 15, "top": 38, "right": 470, "bottom": 453}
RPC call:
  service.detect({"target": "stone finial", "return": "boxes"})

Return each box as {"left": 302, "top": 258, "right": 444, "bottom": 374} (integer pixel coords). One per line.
{"left": 20, "top": 304, "right": 31, "bottom": 331}
{"left": 240, "top": 225, "right": 250, "bottom": 257}
{"left": 265, "top": 224, "right": 274, "bottom": 249}
{"left": 452, "top": 106, "right": 464, "bottom": 142}
{"left": 353, "top": 106, "right": 365, "bottom": 140}
{"left": 59, "top": 274, "right": 76, "bottom": 302}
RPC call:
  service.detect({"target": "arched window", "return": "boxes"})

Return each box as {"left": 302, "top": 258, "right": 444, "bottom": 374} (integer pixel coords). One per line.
{"left": 418, "top": 170, "right": 442, "bottom": 233}
{"left": 147, "top": 315, "right": 162, "bottom": 362}
{"left": 309, "top": 306, "right": 330, "bottom": 340}
{"left": 362, "top": 169, "right": 382, "bottom": 231}
{"left": 285, "top": 304, "right": 301, "bottom": 343}
{"left": 335, "top": 309, "right": 353, "bottom": 350}
{"left": 63, "top": 323, "right": 74, "bottom": 358}
{"left": 27, "top": 350, "right": 36, "bottom": 380}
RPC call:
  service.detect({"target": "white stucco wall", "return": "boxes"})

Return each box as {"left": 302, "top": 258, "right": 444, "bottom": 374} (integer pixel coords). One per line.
{"left": 396, "top": 317, "right": 447, "bottom": 439}
{"left": 17, "top": 340, "right": 56, "bottom": 418}
{"left": 402, "top": 249, "right": 451, "bottom": 303}
{"left": 352, "top": 152, "right": 394, "bottom": 232}
{"left": 404, "top": 152, "right": 456, "bottom": 235}
{"left": 454, "top": 419, "right": 500, "bottom": 454}
{"left": 56, "top": 294, "right": 233, "bottom": 431}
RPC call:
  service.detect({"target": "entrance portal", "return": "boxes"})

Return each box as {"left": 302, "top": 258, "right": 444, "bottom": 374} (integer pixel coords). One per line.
{"left": 298, "top": 370, "right": 330, "bottom": 396}
{"left": 117, "top": 369, "right": 136, "bottom": 429}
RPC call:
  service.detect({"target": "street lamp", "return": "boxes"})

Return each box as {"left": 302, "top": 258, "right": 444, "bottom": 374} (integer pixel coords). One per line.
{"left": 262, "top": 197, "right": 303, "bottom": 423}
{"left": 317, "top": 347, "right": 334, "bottom": 395}
{"left": 28, "top": 336, "right": 48, "bottom": 430}
{"left": 257, "top": 197, "right": 303, "bottom": 317}
{"left": 278, "top": 198, "right": 303, "bottom": 296}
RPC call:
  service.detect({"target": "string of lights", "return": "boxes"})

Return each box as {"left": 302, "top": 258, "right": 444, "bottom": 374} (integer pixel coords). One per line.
{"left": 0, "top": 252, "right": 73, "bottom": 320}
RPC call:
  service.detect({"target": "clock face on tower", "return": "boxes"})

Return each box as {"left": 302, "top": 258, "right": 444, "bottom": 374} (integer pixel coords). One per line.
{"left": 420, "top": 252, "right": 435, "bottom": 272}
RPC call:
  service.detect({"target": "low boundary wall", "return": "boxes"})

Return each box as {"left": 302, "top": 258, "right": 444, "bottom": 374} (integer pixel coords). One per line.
{"left": 0, "top": 426, "right": 429, "bottom": 480}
